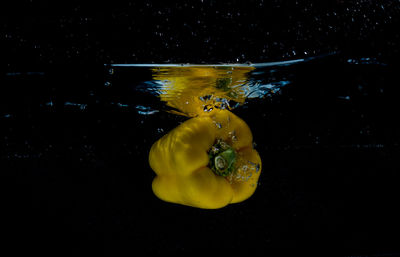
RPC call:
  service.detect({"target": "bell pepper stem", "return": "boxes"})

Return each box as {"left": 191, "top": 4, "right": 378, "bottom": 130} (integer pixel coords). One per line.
{"left": 209, "top": 140, "right": 236, "bottom": 177}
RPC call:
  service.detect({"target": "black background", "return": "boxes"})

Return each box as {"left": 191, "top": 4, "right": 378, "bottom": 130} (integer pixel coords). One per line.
{"left": 1, "top": 1, "right": 400, "bottom": 256}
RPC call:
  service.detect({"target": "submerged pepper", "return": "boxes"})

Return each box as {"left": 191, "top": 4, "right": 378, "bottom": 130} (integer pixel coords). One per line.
{"left": 149, "top": 109, "right": 262, "bottom": 209}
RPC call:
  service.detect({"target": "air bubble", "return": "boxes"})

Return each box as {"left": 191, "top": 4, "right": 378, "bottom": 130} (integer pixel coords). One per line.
{"left": 229, "top": 131, "right": 238, "bottom": 141}
{"left": 210, "top": 146, "right": 219, "bottom": 154}
{"left": 214, "top": 122, "right": 222, "bottom": 129}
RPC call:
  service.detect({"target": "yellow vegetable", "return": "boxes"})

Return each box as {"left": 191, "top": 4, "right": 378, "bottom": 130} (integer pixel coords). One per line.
{"left": 149, "top": 109, "right": 262, "bottom": 209}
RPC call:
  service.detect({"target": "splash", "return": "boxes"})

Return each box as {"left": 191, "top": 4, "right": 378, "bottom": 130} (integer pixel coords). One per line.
{"left": 150, "top": 66, "right": 255, "bottom": 117}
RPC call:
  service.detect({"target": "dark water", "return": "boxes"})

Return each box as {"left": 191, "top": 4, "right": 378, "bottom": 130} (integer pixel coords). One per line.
{"left": 1, "top": 1, "right": 400, "bottom": 255}
{"left": 1, "top": 53, "right": 399, "bottom": 255}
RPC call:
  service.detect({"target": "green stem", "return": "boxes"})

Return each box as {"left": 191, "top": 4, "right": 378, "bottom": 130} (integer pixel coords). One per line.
{"left": 209, "top": 140, "right": 236, "bottom": 177}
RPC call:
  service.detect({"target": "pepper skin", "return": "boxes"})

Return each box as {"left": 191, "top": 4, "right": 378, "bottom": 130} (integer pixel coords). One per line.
{"left": 149, "top": 109, "right": 262, "bottom": 209}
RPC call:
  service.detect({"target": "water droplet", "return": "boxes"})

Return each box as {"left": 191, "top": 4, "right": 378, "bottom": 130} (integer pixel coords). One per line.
{"left": 64, "top": 102, "right": 87, "bottom": 111}
{"left": 338, "top": 96, "right": 350, "bottom": 100}
{"left": 227, "top": 130, "right": 237, "bottom": 141}
{"left": 214, "top": 122, "right": 222, "bottom": 129}
{"left": 210, "top": 146, "right": 219, "bottom": 154}
{"left": 136, "top": 105, "right": 159, "bottom": 115}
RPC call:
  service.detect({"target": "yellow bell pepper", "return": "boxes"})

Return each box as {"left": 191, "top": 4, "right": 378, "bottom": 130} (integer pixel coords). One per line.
{"left": 149, "top": 109, "right": 262, "bottom": 209}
